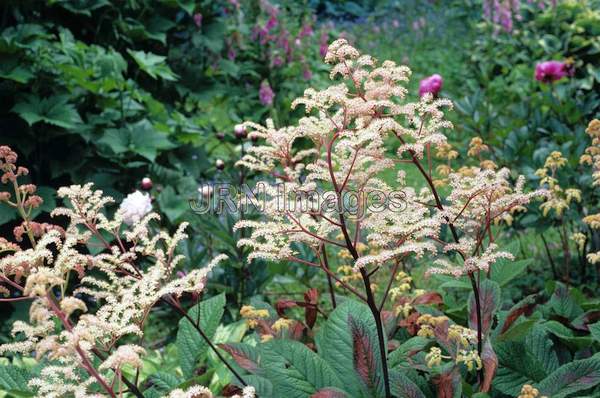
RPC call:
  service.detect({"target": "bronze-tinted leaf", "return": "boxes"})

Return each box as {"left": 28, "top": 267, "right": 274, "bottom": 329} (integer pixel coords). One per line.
{"left": 480, "top": 340, "right": 498, "bottom": 393}
{"left": 310, "top": 388, "right": 347, "bottom": 398}
{"left": 219, "top": 343, "right": 260, "bottom": 373}
{"left": 349, "top": 315, "right": 377, "bottom": 389}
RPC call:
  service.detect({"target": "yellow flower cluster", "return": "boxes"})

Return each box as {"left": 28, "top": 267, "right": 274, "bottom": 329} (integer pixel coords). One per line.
{"left": 580, "top": 119, "right": 600, "bottom": 186}
{"left": 336, "top": 265, "right": 363, "bottom": 286}
{"left": 389, "top": 271, "right": 413, "bottom": 301}
{"left": 272, "top": 318, "right": 294, "bottom": 333}
{"left": 395, "top": 302, "right": 412, "bottom": 318}
{"left": 448, "top": 324, "right": 478, "bottom": 347}
{"left": 436, "top": 143, "right": 459, "bottom": 160}
{"left": 581, "top": 120, "right": 600, "bottom": 263}
{"left": 536, "top": 151, "right": 581, "bottom": 217}
{"left": 467, "top": 137, "right": 489, "bottom": 158}
{"left": 517, "top": 384, "right": 547, "bottom": 398}
{"left": 425, "top": 347, "right": 445, "bottom": 368}
{"left": 240, "top": 305, "right": 269, "bottom": 328}
{"left": 456, "top": 349, "right": 482, "bottom": 372}
{"left": 571, "top": 232, "right": 587, "bottom": 251}
{"left": 416, "top": 314, "right": 448, "bottom": 338}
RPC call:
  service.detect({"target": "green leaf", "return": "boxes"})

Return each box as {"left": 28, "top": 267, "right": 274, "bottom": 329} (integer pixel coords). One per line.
{"left": 12, "top": 95, "right": 82, "bottom": 129}
{"left": 176, "top": 293, "right": 226, "bottom": 378}
{"left": 389, "top": 369, "right": 426, "bottom": 398}
{"left": 157, "top": 186, "right": 188, "bottom": 223}
{"left": 469, "top": 279, "right": 501, "bottom": 336}
{"left": 388, "top": 337, "right": 429, "bottom": 369}
{"left": 525, "top": 325, "right": 559, "bottom": 375}
{"left": 543, "top": 320, "right": 593, "bottom": 350}
{"left": 147, "top": 372, "right": 182, "bottom": 393}
{"left": 349, "top": 314, "right": 385, "bottom": 396}
{"left": 219, "top": 342, "right": 261, "bottom": 374}
{"left": 260, "top": 339, "right": 345, "bottom": 398}
{"left": 239, "top": 374, "right": 273, "bottom": 397}
{"left": 494, "top": 335, "right": 543, "bottom": 391}
{"left": 491, "top": 258, "right": 532, "bottom": 286}
{"left": 0, "top": 364, "right": 33, "bottom": 395}
{"left": 537, "top": 355, "right": 600, "bottom": 398}
{"left": 549, "top": 284, "right": 583, "bottom": 320}
{"left": 590, "top": 322, "right": 600, "bottom": 342}
{"left": 315, "top": 299, "right": 383, "bottom": 398}
{"left": 127, "top": 50, "right": 178, "bottom": 81}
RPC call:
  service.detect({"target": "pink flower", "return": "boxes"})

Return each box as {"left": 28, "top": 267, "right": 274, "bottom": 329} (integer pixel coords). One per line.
{"left": 419, "top": 74, "right": 443, "bottom": 97}
{"left": 299, "top": 24, "right": 313, "bottom": 38}
{"left": 227, "top": 48, "right": 237, "bottom": 61}
{"left": 193, "top": 13, "right": 202, "bottom": 28}
{"left": 265, "top": 15, "right": 278, "bottom": 31}
{"left": 259, "top": 81, "right": 274, "bottom": 106}
{"left": 319, "top": 32, "right": 328, "bottom": 58}
{"left": 272, "top": 56, "right": 283, "bottom": 67}
{"left": 535, "top": 60, "right": 571, "bottom": 83}
{"left": 303, "top": 67, "right": 312, "bottom": 80}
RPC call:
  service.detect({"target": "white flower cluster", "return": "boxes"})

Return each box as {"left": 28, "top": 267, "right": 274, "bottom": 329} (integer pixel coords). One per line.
{"left": 235, "top": 38, "right": 542, "bottom": 279}
{"left": 0, "top": 183, "right": 224, "bottom": 397}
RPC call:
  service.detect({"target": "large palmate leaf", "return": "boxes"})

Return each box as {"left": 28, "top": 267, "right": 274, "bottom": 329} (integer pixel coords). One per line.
{"left": 315, "top": 299, "right": 386, "bottom": 398}
{"left": 127, "top": 49, "right": 178, "bottom": 81}
{"left": 12, "top": 94, "right": 82, "bottom": 129}
{"left": 259, "top": 339, "right": 345, "bottom": 398}
{"left": 537, "top": 355, "right": 600, "bottom": 398}
{"left": 176, "top": 293, "right": 226, "bottom": 378}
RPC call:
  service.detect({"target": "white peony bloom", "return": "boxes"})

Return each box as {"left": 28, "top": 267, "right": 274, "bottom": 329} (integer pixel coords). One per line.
{"left": 118, "top": 191, "right": 152, "bottom": 225}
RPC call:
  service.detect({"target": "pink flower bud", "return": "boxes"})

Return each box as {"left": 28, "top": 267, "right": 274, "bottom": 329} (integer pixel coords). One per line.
{"left": 534, "top": 60, "right": 571, "bottom": 83}
{"left": 193, "top": 13, "right": 202, "bottom": 28}
{"left": 419, "top": 74, "right": 443, "bottom": 97}
{"left": 141, "top": 177, "right": 153, "bottom": 190}
{"left": 259, "top": 81, "right": 274, "bottom": 106}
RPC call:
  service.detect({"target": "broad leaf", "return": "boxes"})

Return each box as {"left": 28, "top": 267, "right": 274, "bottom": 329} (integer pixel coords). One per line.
{"left": 12, "top": 95, "right": 82, "bottom": 129}
{"left": 0, "top": 364, "right": 33, "bottom": 395}
{"left": 311, "top": 388, "right": 347, "bottom": 398}
{"left": 260, "top": 339, "right": 345, "bottom": 398}
{"left": 127, "top": 50, "right": 178, "bottom": 81}
{"left": 315, "top": 299, "right": 384, "bottom": 398}
{"left": 176, "top": 293, "right": 226, "bottom": 378}
{"left": 388, "top": 337, "right": 430, "bottom": 368}
{"left": 147, "top": 372, "right": 182, "bottom": 393}
{"left": 469, "top": 279, "right": 500, "bottom": 336}
{"left": 219, "top": 343, "right": 261, "bottom": 374}
{"left": 537, "top": 355, "right": 600, "bottom": 398}
{"left": 389, "top": 369, "right": 426, "bottom": 398}
{"left": 349, "top": 315, "right": 384, "bottom": 395}
{"left": 491, "top": 258, "right": 532, "bottom": 287}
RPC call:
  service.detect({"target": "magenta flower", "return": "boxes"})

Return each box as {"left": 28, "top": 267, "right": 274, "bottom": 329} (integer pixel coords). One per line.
{"left": 419, "top": 74, "right": 443, "bottom": 97}
{"left": 303, "top": 67, "right": 312, "bottom": 80}
{"left": 265, "top": 15, "right": 278, "bottom": 31}
{"left": 535, "top": 60, "right": 571, "bottom": 83}
{"left": 193, "top": 13, "right": 202, "bottom": 28}
{"left": 299, "top": 24, "right": 313, "bottom": 38}
{"left": 319, "top": 32, "right": 328, "bottom": 58}
{"left": 272, "top": 56, "right": 283, "bottom": 67}
{"left": 259, "top": 81, "right": 274, "bottom": 106}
